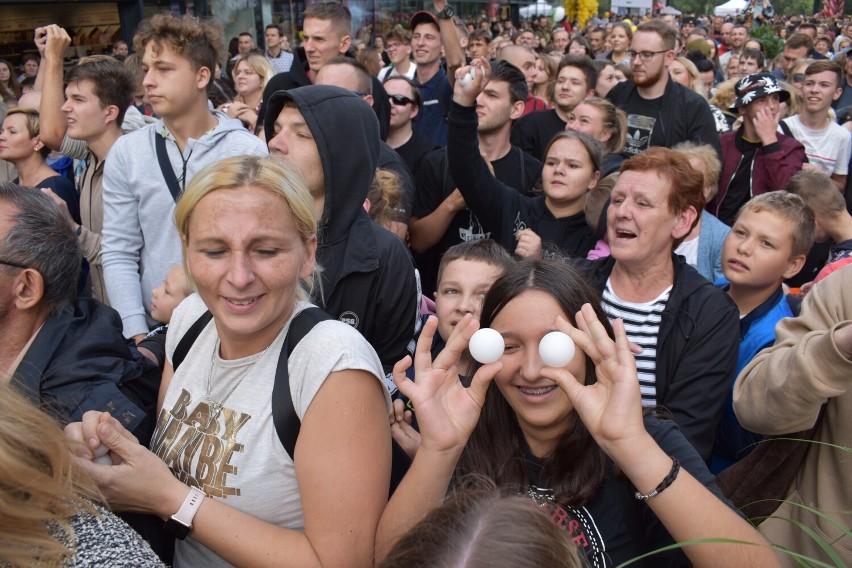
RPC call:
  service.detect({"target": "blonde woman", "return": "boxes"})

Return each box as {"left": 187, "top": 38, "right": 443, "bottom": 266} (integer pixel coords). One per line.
{"left": 0, "top": 384, "right": 163, "bottom": 567}
{"left": 670, "top": 56, "right": 705, "bottom": 97}
{"left": 220, "top": 54, "right": 273, "bottom": 132}
{"left": 66, "top": 156, "right": 392, "bottom": 567}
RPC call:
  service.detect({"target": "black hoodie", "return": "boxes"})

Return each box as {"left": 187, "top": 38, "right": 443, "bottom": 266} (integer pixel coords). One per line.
{"left": 265, "top": 85, "right": 418, "bottom": 375}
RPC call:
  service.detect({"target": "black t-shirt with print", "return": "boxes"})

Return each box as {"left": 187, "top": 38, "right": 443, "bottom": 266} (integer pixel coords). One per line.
{"left": 413, "top": 146, "right": 541, "bottom": 296}
{"left": 524, "top": 416, "right": 731, "bottom": 567}
{"left": 620, "top": 94, "right": 664, "bottom": 158}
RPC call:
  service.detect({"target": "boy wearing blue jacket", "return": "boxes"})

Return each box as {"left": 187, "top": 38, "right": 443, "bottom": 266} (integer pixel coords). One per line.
{"left": 710, "top": 191, "right": 816, "bottom": 472}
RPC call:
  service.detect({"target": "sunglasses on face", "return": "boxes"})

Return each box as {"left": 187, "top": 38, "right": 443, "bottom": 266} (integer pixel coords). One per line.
{"left": 388, "top": 94, "right": 414, "bottom": 106}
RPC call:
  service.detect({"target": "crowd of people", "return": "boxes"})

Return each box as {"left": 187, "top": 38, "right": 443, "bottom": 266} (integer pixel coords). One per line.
{"left": 1, "top": 2, "right": 851, "bottom": 567}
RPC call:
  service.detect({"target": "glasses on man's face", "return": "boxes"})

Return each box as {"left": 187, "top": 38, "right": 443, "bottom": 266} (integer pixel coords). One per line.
{"left": 386, "top": 43, "right": 404, "bottom": 51}
{"left": 388, "top": 94, "right": 414, "bottom": 106}
{"left": 626, "top": 49, "right": 669, "bottom": 62}
{"left": 0, "top": 259, "right": 27, "bottom": 270}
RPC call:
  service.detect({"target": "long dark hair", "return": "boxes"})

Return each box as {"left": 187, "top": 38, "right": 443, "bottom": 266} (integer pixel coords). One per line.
{"left": 456, "top": 259, "right": 611, "bottom": 507}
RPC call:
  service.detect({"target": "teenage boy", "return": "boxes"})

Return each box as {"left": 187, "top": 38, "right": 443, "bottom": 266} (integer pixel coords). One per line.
{"left": 264, "top": 84, "right": 417, "bottom": 376}
{"left": 378, "top": 27, "right": 416, "bottom": 82}
{"left": 101, "top": 13, "right": 267, "bottom": 341}
{"left": 512, "top": 54, "right": 596, "bottom": 161}
{"left": 36, "top": 25, "right": 134, "bottom": 306}
{"left": 783, "top": 60, "right": 851, "bottom": 191}
{"left": 738, "top": 48, "right": 764, "bottom": 76}
{"left": 412, "top": 61, "right": 542, "bottom": 296}
{"left": 409, "top": 1, "right": 463, "bottom": 147}
{"left": 710, "top": 73, "right": 805, "bottom": 226}
{"left": 607, "top": 19, "right": 720, "bottom": 159}
{"left": 467, "top": 29, "right": 491, "bottom": 60}
{"left": 711, "top": 191, "right": 815, "bottom": 472}
{"left": 788, "top": 170, "right": 852, "bottom": 265}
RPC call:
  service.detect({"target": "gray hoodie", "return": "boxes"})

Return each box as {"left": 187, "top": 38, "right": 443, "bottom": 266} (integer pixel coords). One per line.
{"left": 102, "top": 112, "right": 267, "bottom": 338}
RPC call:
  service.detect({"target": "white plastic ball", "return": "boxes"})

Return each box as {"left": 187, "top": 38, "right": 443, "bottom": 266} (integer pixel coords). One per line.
{"left": 468, "top": 328, "right": 505, "bottom": 364}
{"left": 92, "top": 443, "right": 112, "bottom": 465}
{"left": 458, "top": 67, "right": 476, "bottom": 86}
{"left": 539, "top": 331, "right": 575, "bottom": 368}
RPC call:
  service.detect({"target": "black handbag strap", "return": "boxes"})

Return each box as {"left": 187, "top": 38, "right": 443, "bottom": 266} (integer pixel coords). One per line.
{"left": 155, "top": 133, "right": 183, "bottom": 202}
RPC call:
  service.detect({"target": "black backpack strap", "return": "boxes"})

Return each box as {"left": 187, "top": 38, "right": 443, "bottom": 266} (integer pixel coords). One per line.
{"left": 155, "top": 133, "right": 183, "bottom": 202}
{"left": 272, "top": 307, "right": 333, "bottom": 460}
{"left": 172, "top": 311, "right": 213, "bottom": 370}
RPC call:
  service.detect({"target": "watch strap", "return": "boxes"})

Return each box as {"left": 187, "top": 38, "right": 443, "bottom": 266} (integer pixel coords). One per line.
{"left": 437, "top": 5, "right": 455, "bottom": 19}
{"left": 170, "top": 486, "right": 206, "bottom": 535}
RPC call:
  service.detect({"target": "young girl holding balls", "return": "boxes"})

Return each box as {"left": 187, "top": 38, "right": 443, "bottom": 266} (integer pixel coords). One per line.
{"left": 380, "top": 259, "right": 779, "bottom": 567}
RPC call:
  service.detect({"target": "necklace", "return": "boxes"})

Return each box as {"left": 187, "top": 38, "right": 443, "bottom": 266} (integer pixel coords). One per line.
{"left": 204, "top": 337, "right": 276, "bottom": 429}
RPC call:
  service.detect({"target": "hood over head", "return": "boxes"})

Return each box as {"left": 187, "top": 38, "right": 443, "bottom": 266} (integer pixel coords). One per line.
{"left": 264, "top": 85, "right": 380, "bottom": 243}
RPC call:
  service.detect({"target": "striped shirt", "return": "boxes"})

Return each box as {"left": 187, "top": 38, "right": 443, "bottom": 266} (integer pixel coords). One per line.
{"left": 602, "top": 279, "right": 672, "bottom": 406}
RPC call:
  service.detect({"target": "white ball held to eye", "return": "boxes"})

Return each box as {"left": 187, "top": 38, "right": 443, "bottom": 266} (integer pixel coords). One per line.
{"left": 469, "top": 327, "right": 505, "bottom": 364}
{"left": 92, "top": 443, "right": 112, "bottom": 466}
{"left": 539, "top": 331, "right": 576, "bottom": 368}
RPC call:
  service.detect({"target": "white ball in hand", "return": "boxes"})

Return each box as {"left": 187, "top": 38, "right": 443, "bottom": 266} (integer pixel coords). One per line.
{"left": 458, "top": 67, "right": 476, "bottom": 86}
{"left": 469, "top": 327, "right": 505, "bottom": 364}
{"left": 92, "top": 443, "right": 112, "bottom": 466}
{"left": 539, "top": 331, "right": 575, "bottom": 368}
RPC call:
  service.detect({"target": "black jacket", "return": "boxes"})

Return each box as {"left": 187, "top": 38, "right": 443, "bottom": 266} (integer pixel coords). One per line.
{"left": 258, "top": 47, "right": 391, "bottom": 141}
{"left": 580, "top": 255, "right": 739, "bottom": 463}
{"left": 12, "top": 298, "right": 160, "bottom": 445}
{"left": 607, "top": 77, "right": 722, "bottom": 159}
{"left": 265, "top": 86, "right": 418, "bottom": 375}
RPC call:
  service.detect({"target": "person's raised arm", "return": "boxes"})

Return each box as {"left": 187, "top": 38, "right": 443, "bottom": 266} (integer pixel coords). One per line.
{"left": 433, "top": 0, "right": 463, "bottom": 90}
{"left": 447, "top": 58, "right": 524, "bottom": 247}
{"left": 546, "top": 305, "right": 779, "bottom": 568}
{"left": 734, "top": 268, "right": 851, "bottom": 434}
{"left": 35, "top": 25, "right": 71, "bottom": 150}
{"left": 376, "top": 314, "right": 502, "bottom": 561}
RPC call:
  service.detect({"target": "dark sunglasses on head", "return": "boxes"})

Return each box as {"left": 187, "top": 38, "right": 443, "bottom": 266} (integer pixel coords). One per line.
{"left": 388, "top": 94, "right": 414, "bottom": 106}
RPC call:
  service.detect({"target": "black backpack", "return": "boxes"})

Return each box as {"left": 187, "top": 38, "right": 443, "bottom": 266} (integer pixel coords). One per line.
{"left": 171, "top": 307, "right": 410, "bottom": 492}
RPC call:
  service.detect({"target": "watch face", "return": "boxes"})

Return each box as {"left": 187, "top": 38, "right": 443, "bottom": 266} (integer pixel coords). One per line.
{"left": 164, "top": 517, "right": 192, "bottom": 540}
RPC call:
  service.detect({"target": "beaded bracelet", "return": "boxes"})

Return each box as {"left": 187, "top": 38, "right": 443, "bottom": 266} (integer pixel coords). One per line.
{"left": 635, "top": 457, "right": 681, "bottom": 501}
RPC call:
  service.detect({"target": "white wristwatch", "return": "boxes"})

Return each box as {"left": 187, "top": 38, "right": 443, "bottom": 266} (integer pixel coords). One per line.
{"left": 164, "top": 486, "right": 206, "bottom": 540}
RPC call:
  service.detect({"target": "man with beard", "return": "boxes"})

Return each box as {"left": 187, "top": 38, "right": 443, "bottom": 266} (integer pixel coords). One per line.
{"left": 607, "top": 20, "right": 720, "bottom": 159}
{"left": 511, "top": 54, "right": 596, "bottom": 161}
{"left": 498, "top": 44, "right": 549, "bottom": 117}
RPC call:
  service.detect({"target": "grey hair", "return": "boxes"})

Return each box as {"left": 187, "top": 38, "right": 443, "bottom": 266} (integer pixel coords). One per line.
{"left": 0, "top": 182, "right": 80, "bottom": 315}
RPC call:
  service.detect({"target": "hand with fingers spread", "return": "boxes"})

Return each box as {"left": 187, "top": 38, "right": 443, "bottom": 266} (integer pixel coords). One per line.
{"left": 393, "top": 314, "right": 502, "bottom": 455}
{"left": 540, "top": 305, "right": 648, "bottom": 457}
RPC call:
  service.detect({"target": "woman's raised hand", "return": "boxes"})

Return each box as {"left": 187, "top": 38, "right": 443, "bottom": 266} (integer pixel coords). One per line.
{"left": 540, "top": 304, "right": 647, "bottom": 457}
{"left": 392, "top": 314, "right": 501, "bottom": 455}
